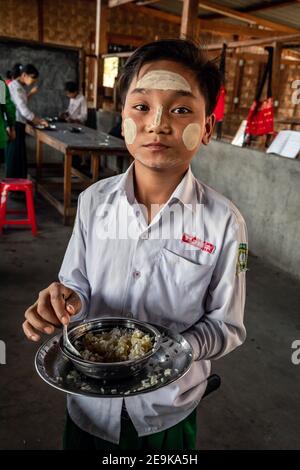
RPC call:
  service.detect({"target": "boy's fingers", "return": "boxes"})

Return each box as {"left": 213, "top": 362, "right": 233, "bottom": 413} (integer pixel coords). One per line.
{"left": 47, "top": 283, "right": 81, "bottom": 325}
{"left": 65, "top": 291, "right": 81, "bottom": 316}
{"left": 47, "top": 282, "right": 70, "bottom": 325}
{"left": 25, "top": 307, "right": 55, "bottom": 334}
{"left": 22, "top": 320, "right": 40, "bottom": 342}
{"left": 36, "top": 298, "right": 61, "bottom": 327}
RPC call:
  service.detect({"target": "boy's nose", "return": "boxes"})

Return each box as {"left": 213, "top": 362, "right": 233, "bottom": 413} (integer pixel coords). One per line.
{"left": 146, "top": 106, "right": 171, "bottom": 134}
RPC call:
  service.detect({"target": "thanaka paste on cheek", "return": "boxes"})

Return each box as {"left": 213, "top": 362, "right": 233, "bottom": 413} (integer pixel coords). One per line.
{"left": 182, "top": 123, "right": 201, "bottom": 150}
{"left": 136, "top": 70, "right": 192, "bottom": 93}
{"left": 123, "top": 118, "right": 137, "bottom": 144}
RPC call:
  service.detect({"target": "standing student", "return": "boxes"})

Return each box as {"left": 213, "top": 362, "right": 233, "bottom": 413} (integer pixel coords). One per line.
{"left": 60, "top": 81, "right": 87, "bottom": 124}
{"left": 6, "top": 63, "right": 47, "bottom": 178}
{"left": 0, "top": 75, "right": 16, "bottom": 165}
{"left": 6, "top": 64, "right": 39, "bottom": 98}
{"left": 23, "top": 39, "right": 248, "bottom": 450}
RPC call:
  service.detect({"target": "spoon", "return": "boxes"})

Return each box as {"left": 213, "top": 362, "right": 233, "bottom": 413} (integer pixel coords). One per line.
{"left": 63, "top": 324, "right": 81, "bottom": 357}
{"left": 62, "top": 294, "right": 81, "bottom": 357}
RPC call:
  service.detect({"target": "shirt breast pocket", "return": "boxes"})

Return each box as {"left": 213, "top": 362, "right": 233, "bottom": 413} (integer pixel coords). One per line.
{"left": 144, "top": 248, "right": 214, "bottom": 331}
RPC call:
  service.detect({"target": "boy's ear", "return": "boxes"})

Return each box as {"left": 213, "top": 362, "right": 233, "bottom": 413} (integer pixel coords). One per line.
{"left": 202, "top": 114, "right": 216, "bottom": 145}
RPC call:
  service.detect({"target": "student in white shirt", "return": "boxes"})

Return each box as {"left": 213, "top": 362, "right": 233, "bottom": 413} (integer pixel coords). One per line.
{"left": 23, "top": 39, "right": 248, "bottom": 450}
{"left": 6, "top": 63, "right": 47, "bottom": 178}
{"left": 60, "top": 81, "right": 87, "bottom": 124}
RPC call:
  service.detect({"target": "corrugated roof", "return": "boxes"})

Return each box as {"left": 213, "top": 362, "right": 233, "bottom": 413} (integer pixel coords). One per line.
{"left": 149, "top": 0, "right": 300, "bottom": 31}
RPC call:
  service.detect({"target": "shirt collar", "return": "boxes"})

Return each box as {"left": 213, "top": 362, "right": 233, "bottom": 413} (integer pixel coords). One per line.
{"left": 111, "top": 162, "right": 203, "bottom": 211}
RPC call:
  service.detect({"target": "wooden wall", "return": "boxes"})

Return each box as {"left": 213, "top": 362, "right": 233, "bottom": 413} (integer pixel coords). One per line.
{"left": 2, "top": 0, "right": 38, "bottom": 41}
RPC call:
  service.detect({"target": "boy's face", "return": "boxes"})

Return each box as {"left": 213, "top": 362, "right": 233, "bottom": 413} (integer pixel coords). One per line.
{"left": 121, "top": 60, "right": 215, "bottom": 172}
{"left": 22, "top": 74, "right": 37, "bottom": 87}
{"left": 66, "top": 91, "right": 77, "bottom": 99}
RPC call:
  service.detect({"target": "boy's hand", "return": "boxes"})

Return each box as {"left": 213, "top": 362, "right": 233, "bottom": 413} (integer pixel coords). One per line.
{"left": 23, "top": 282, "right": 82, "bottom": 342}
{"left": 30, "top": 86, "right": 38, "bottom": 95}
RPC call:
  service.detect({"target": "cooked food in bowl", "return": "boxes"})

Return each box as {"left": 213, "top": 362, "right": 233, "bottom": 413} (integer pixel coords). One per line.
{"left": 74, "top": 327, "right": 154, "bottom": 363}
{"left": 60, "top": 318, "right": 162, "bottom": 380}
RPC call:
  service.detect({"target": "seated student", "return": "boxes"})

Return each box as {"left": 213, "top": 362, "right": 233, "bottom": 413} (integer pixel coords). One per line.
{"left": 6, "top": 63, "right": 48, "bottom": 178}
{"left": 23, "top": 39, "right": 248, "bottom": 450}
{"left": 61, "top": 81, "right": 87, "bottom": 124}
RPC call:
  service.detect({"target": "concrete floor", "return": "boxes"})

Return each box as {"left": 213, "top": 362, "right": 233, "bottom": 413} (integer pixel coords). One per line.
{"left": 1, "top": 188, "right": 300, "bottom": 450}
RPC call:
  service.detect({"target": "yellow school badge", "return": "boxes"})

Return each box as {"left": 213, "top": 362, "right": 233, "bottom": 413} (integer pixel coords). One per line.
{"left": 237, "top": 243, "right": 248, "bottom": 274}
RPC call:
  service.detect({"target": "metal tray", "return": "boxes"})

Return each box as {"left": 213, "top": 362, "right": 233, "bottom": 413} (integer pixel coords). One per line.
{"left": 35, "top": 324, "right": 193, "bottom": 398}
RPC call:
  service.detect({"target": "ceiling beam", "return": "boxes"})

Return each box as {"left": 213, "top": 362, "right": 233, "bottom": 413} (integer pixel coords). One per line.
{"left": 234, "top": 0, "right": 300, "bottom": 13}
{"left": 199, "top": 1, "right": 300, "bottom": 20}
{"left": 111, "top": 2, "right": 300, "bottom": 40}
{"left": 108, "top": 0, "right": 135, "bottom": 6}
{"left": 199, "top": 20, "right": 282, "bottom": 38}
{"left": 205, "top": 33, "right": 300, "bottom": 50}
{"left": 135, "top": 0, "right": 161, "bottom": 5}
{"left": 198, "top": 0, "right": 299, "bottom": 33}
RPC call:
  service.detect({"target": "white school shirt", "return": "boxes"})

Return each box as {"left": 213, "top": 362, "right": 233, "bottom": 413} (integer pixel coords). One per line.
{"left": 59, "top": 162, "right": 248, "bottom": 444}
{"left": 8, "top": 79, "right": 34, "bottom": 124}
{"left": 67, "top": 93, "right": 87, "bottom": 123}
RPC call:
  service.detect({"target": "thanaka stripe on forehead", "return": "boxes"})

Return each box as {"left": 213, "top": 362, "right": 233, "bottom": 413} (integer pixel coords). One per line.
{"left": 130, "top": 88, "right": 196, "bottom": 99}
{"left": 136, "top": 70, "right": 192, "bottom": 93}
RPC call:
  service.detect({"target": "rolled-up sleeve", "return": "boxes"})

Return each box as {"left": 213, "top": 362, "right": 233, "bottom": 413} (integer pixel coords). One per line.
{"left": 59, "top": 194, "right": 90, "bottom": 320}
{"left": 183, "top": 210, "right": 248, "bottom": 361}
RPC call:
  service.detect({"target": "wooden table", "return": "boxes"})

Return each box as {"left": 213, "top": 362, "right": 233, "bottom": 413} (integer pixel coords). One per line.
{"left": 26, "top": 122, "right": 129, "bottom": 224}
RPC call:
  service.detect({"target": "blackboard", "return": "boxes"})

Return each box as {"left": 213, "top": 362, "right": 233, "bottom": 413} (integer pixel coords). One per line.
{"left": 0, "top": 38, "right": 80, "bottom": 118}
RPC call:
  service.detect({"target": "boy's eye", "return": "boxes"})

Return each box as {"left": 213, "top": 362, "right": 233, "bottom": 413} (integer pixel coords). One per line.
{"left": 172, "top": 107, "right": 191, "bottom": 114}
{"left": 133, "top": 104, "right": 149, "bottom": 111}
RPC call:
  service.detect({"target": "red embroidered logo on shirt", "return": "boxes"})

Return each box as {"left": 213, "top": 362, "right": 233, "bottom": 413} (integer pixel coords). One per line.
{"left": 181, "top": 233, "right": 216, "bottom": 254}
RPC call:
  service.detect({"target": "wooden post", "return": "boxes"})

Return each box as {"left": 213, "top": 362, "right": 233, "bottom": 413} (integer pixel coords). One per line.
{"left": 180, "top": 0, "right": 199, "bottom": 40}
{"left": 272, "top": 41, "right": 283, "bottom": 112}
{"left": 94, "top": 0, "right": 109, "bottom": 108}
{"left": 64, "top": 150, "right": 72, "bottom": 225}
{"left": 91, "top": 152, "right": 100, "bottom": 183}
{"left": 231, "top": 55, "right": 245, "bottom": 112}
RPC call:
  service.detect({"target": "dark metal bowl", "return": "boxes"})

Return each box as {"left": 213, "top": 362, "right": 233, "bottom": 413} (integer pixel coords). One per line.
{"left": 59, "top": 317, "right": 162, "bottom": 380}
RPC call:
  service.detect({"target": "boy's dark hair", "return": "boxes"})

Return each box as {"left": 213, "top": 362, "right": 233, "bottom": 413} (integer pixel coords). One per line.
{"left": 65, "top": 81, "right": 79, "bottom": 93}
{"left": 117, "top": 39, "right": 222, "bottom": 115}
{"left": 11, "top": 63, "right": 39, "bottom": 79}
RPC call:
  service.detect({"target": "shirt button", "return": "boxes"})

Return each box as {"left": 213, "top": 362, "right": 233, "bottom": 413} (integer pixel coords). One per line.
{"left": 133, "top": 270, "right": 141, "bottom": 279}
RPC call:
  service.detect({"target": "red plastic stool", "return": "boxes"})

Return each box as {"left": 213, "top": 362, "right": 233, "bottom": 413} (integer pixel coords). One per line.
{"left": 0, "top": 179, "right": 37, "bottom": 235}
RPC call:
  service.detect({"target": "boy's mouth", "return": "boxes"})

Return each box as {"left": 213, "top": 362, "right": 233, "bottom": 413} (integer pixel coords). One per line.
{"left": 143, "top": 142, "right": 170, "bottom": 151}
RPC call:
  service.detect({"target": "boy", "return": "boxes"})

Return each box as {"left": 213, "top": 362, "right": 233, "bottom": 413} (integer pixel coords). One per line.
{"left": 23, "top": 39, "right": 248, "bottom": 450}
{"left": 60, "top": 81, "right": 87, "bottom": 124}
